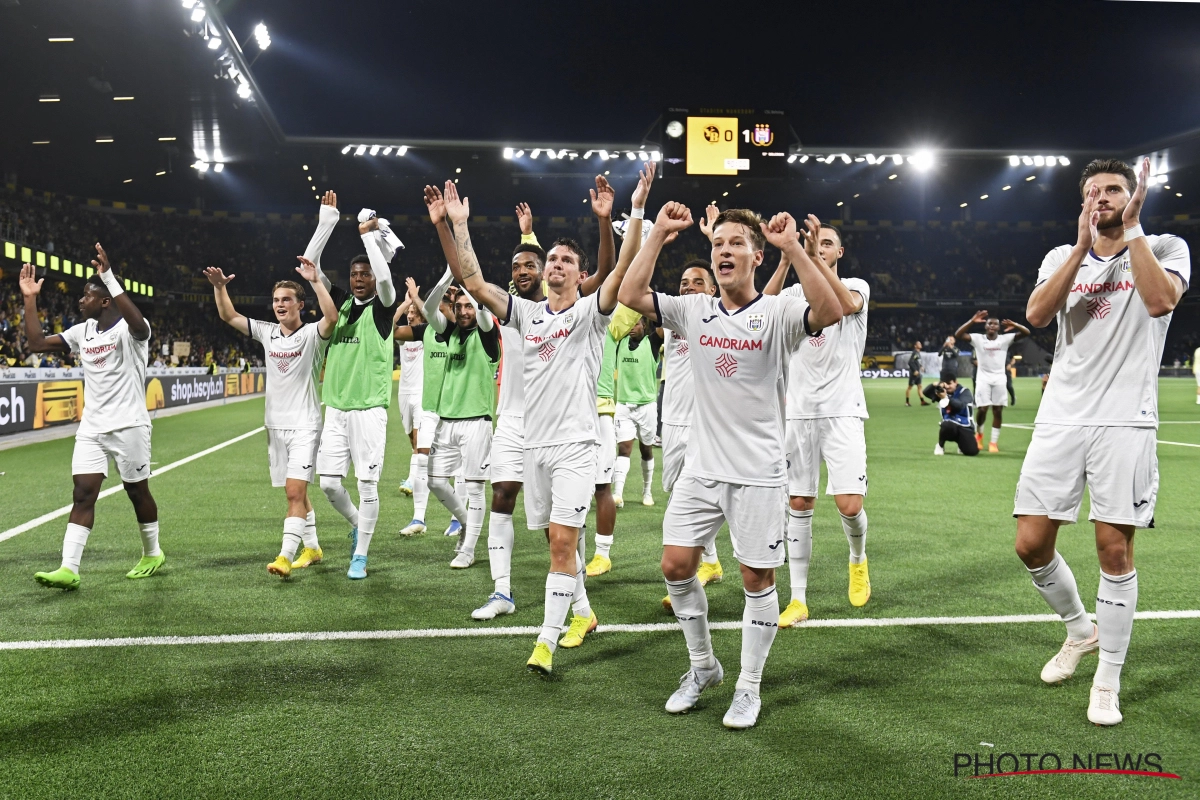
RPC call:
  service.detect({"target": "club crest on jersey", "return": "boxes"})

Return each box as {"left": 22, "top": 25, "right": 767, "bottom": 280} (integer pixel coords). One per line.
{"left": 745, "top": 313, "right": 765, "bottom": 332}
{"left": 563, "top": 311, "right": 575, "bottom": 326}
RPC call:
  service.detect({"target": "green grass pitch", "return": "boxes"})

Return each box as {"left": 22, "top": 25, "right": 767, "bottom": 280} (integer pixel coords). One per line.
{"left": 0, "top": 378, "right": 1197, "bottom": 799}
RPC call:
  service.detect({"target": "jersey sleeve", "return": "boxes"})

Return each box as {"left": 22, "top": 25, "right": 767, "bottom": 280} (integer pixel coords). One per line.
{"left": 778, "top": 295, "right": 814, "bottom": 351}
{"left": 967, "top": 333, "right": 983, "bottom": 352}
{"left": 652, "top": 293, "right": 689, "bottom": 335}
{"left": 607, "top": 303, "right": 641, "bottom": 341}
{"left": 1036, "top": 245, "right": 1073, "bottom": 286}
{"left": 1152, "top": 234, "right": 1191, "bottom": 290}
{"left": 372, "top": 295, "right": 399, "bottom": 339}
{"left": 780, "top": 284, "right": 805, "bottom": 299}
{"left": 844, "top": 277, "right": 870, "bottom": 311}
{"left": 411, "top": 323, "right": 429, "bottom": 341}
{"left": 59, "top": 323, "right": 83, "bottom": 353}
{"left": 504, "top": 296, "right": 535, "bottom": 333}
{"left": 248, "top": 319, "right": 270, "bottom": 346}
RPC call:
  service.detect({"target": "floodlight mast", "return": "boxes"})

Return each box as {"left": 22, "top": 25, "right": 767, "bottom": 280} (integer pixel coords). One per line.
{"left": 201, "top": 1, "right": 285, "bottom": 142}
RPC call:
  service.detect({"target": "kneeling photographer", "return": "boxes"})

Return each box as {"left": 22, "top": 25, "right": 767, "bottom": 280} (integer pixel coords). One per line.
{"left": 924, "top": 373, "right": 977, "bottom": 456}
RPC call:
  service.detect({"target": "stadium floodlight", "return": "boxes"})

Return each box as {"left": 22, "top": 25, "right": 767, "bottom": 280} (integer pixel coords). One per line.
{"left": 397, "top": 145, "right": 408, "bottom": 155}
{"left": 1043, "top": 156, "right": 1055, "bottom": 167}
{"left": 854, "top": 157, "right": 865, "bottom": 163}
{"left": 504, "top": 147, "right": 514, "bottom": 159}
{"left": 799, "top": 155, "right": 809, "bottom": 163}
{"left": 865, "top": 154, "right": 876, "bottom": 164}
{"left": 193, "top": 160, "right": 209, "bottom": 172}
{"left": 369, "top": 145, "right": 380, "bottom": 156}
{"left": 1033, "top": 156, "right": 1045, "bottom": 166}
{"left": 888, "top": 174, "right": 898, "bottom": 180}
{"left": 1008, "top": 155, "right": 1020, "bottom": 166}
{"left": 582, "top": 150, "right": 594, "bottom": 158}
{"left": 980, "top": 194, "right": 988, "bottom": 199}
{"left": 236, "top": 83, "right": 251, "bottom": 98}
{"left": 1002, "top": 185, "right": 1011, "bottom": 190}
{"left": 638, "top": 151, "right": 649, "bottom": 161}
{"left": 512, "top": 149, "right": 524, "bottom": 158}
{"left": 1025, "top": 175, "right": 1036, "bottom": 181}
{"left": 1059, "top": 156, "right": 1070, "bottom": 166}
{"left": 354, "top": 145, "right": 366, "bottom": 156}
{"left": 341, "top": 145, "right": 352, "bottom": 154}
{"left": 650, "top": 151, "right": 661, "bottom": 161}
{"left": 839, "top": 154, "right": 851, "bottom": 164}
{"left": 891, "top": 154, "right": 902, "bottom": 165}
{"left": 1021, "top": 156, "right": 1033, "bottom": 166}
{"left": 626, "top": 152, "right": 636, "bottom": 160}
{"left": 787, "top": 154, "right": 797, "bottom": 164}
{"left": 207, "top": 36, "right": 221, "bottom": 50}
{"left": 192, "top": 7, "right": 206, "bottom": 22}
{"left": 39, "top": 95, "right": 60, "bottom": 102}
{"left": 546, "top": 149, "right": 557, "bottom": 160}
{"left": 213, "top": 163, "right": 224, "bottom": 173}
{"left": 959, "top": 202, "right": 968, "bottom": 208}
{"left": 836, "top": 201, "right": 843, "bottom": 207}
{"left": 254, "top": 23, "right": 271, "bottom": 50}
{"left": 530, "top": 149, "right": 541, "bottom": 159}
{"left": 911, "top": 150, "right": 934, "bottom": 171}
{"left": 381, "top": 147, "right": 392, "bottom": 156}
{"left": 558, "top": 149, "right": 569, "bottom": 159}
{"left": 182, "top": 0, "right": 198, "bottom": 7}
{"left": 598, "top": 149, "right": 609, "bottom": 160}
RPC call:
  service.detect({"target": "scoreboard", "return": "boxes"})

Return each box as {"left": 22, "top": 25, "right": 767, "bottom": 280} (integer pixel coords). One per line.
{"left": 660, "top": 108, "right": 789, "bottom": 179}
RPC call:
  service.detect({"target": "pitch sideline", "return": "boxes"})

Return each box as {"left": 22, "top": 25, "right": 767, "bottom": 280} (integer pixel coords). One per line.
{"left": 1, "top": 610, "right": 1196, "bottom": 652}
{"left": 0, "top": 427, "right": 266, "bottom": 544}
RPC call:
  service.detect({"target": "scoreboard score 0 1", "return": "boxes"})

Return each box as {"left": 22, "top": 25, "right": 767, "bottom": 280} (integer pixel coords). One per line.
{"left": 661, "top": 108, "right": 788, "bottom": 179}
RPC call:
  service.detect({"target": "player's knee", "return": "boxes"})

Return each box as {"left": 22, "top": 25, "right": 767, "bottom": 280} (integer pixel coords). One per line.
{"left": 357, "top": 479, "right": 378, "bottom": 503}
{"left": 491, "top": 482, "right": 518, "bottom": 511}
{"left": 789, "top": 495, "right": 815, "bottom": 512}
{"left": 639, "top": 443, "right": 654, "bottom": 460}
{"left": 319, "top": 475, "right": 343, "bottom": 499}
{"left": 617, "top": 441, "right": 633, "bottom": 457}
{"left": 661, "top": 553, "right": 692, "bottom": 582}
{"left": 428, "top": 476, "right": 453, "bottom": 496}
{"left": 835, "top": 495, "right": 863, "bottom": 517}
{"left": 71, "top": 482, "right": 100, "bottom": 507}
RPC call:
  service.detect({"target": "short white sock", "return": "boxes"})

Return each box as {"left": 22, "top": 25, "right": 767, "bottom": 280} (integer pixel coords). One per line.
{"left": 736, "top": 586, "right": 780, "bottom": 694}
{"left": 613, "top": 455, "right": 630, "bottom": 497}
{"left": 1094, "top": 569, "right": 1138, "bottom": 693}
{"left": 539, "top": 571, "right": 576, "bottom": 651}
{"left": 430, "top": 476, "right": 469, "bottom": 523}
{"left": 641, "top": 458, "right": 655, "bottom": 496}
{"left": 454, "top": 474, "right": 467, "bottom": 518}
{"left": 594, "top": 533, "right": 614, "bottom": 559}
{"left": 462, "top": 481, "right": 485, "bottom": 558}
{"left": 320, "top": 476, "right": 359, "bottom": 528}
{"left": 139, "top": 520, "right": 161, "bottom": 557}
{"left": 281, "top": 516, "right": 305, "bottom": 561}
{"left": 701, "top": 542, "right": 719, "bottom": 565}
{"left": 1028, "top": 552, "right": 1093, "bottom": 641}
{"left": 412, "top": 453, "right": 430, "bottom": 521}
{"left": 61, "top": 522, "right": 90, "bottom": 573}
{"left": 488, "top": 511, "right": 514, "bottom": 597}
{"left": 991, "top": 426, "right": 1001, "bottom": 444}
{"left": 406, "top": 453, "right": 419, "bottom": 482}
{"left": 302, "top": 509, "right": 319, "bottom": 550}
{"left": 572, "top": 550, "right": 592, "bottom": 619}
{"left": 354, "top": 480, "right": 378, "bottom": 557}
{"left": 841, "top": 509, "right": 867, "bottom": 563}
{"left": 787, "top": 509, "right": 813, "bottom": 603}
{"left": 665, "top": 575, "right": 716, "bottom": 669}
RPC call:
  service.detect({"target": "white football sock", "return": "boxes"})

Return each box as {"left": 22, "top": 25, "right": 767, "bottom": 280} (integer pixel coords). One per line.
{"left": 488, "top": 511, "right": 514, "bottom": 597}
{"left": 641, "top": 458, "right": 655, "bottom": 496}
{"left": 1028, "top": 552, "right": 1093, "bottom": 641}
{"left": 991, "top": 426, "right": 1001, "bottom": 444}
{"left": 412, "top": 453, "right": 430, "bottom": 521}
{"left": 572, "top": 549, "right": 592, "bottom": 619}
{"left": 665, "top": 575, "right": 716, "bottom": 669}
{"left": 841, "top": 509, "right": 867, "bottom": 563}
{"left": 302, "top": 509, "right": 319, "bottom": 550}
{"left": 462, "top": 481, "right": 485, "bottom": 558}
{"left": 736, "top": 586, "right": 780, "bottom": 694}
{"left": 281, "top": 516, "right": 305, "bottom": 561}
{"left": 787, "top": 509, "right": 813, "bottom": 603}
{"left": 429, "top": 476, "right": 469, "bottom": 524}
{"left": 138, "top": 520, "right": 161, "bottom": 557}
{"left": 701, "top": 542, "right": 719, "bottom": 565}
{"left": 406, "top": 453, "right": 419, "bottom": 482}
{"left": 613, "top": 455, "right": 630, "bottom": 497}
{"left": 354, "top": 480, "right": 378, "bottom": 557}
{"left": 1094, "top": 569, "right": 1138, "bottom": 692}
{"left": 454, "top": 474, "right": 467, "bottom": 521}
{"left": 594, "top": 533, "right": 614, "bottom": 559}
{"left": 320, "top": 476, "right": 359, "bottom": 527}
{"left": 61, "top": 522, "right": 90, "bottom": 573}
{"left": 539, "top": 571, "right": 576, "bottom": 651}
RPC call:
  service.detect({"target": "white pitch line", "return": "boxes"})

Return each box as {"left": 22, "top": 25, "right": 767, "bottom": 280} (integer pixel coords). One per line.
{"left": 1004, "top": 423, "right": 1199, "bottom": 447}
{"left": 1, "top": 610, "right": 1197, "bottom": 652}
{"left": 0, "top": 427, "right": 265, "bottom": 544}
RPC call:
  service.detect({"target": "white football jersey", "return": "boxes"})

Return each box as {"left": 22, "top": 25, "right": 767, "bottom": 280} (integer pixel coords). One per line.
{"left": 60, "top": 317, "right": 151, "bottom": 435}
{"left": 495, "top": 324, "right": 525, "bottom": 419}
{"left": 782, "top": 277, "right": 870, "bottom": 420}
{"left": 249, "top": 320, "right": 328, "bottom": 430}
{"left": 660, "top": 327, "right": 694, "bottom": 426}
{"left": 397, "top": 339, "right": 423, "bottom": 396}
{"left": 969, "top": 332, "right": 1016, "bottom": 378}
{"left": 504, "top": 292, "right": 609, "bottom": 448}
{"left": 1036, "top": 234, "right": 1190, "bottom": 428}
{"left": 655, "top": 291, "right": 813, "bottom": 487}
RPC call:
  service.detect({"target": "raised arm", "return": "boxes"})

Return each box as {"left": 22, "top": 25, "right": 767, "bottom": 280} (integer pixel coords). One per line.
{"left": 598, "top": 164, "right": 660, "bottom": 314}
{"left": 304, "top": 191, "right": 340, "bottom": 290}
{"left": 421, "top": 184, "right": 463, "bottom": 282}
{"left": 801, "top": 217, "right": 863, "bottom": 316}
{"left": 296, "top": 257, "right": 340, "bottom": 339}
{"left": 697, "top": 203, "right": 719, "bottom": 243}
{"left": 18, "top": 263, "right": 70, "bottom": 353}
{"left": 1001, "top": 319, "right": 1031, "bottom": 340}
{"left": 761, "top": 216, "right": 840, "bottom": 331}
{"left": 423, "top": 267, "right": 455, "bottom": 334}
{"left": 1124, "top": 158, "right": 1187, "bottom": 317}
{"left": 441, "top": 181, "right": 512, "bottom": 320}
{"left": 516, "top": 202, "right": 540, "bottom": 246}
{"left": 202, "top": 266, "right": 250, "bottom": 336}
{"left": 581, "top": 175, "right": 616, "bottom": 296}
{"left": 357, "top": 220, "right": 397, "bottom": 306}
{"left": 92, "top": 243, "right": 150, "bottom": 340}
{"left": 954, "top": 310, "right": 987, "bottom": 341}
{"left": 763, "top": 250, "right": 791, "bottom": 296}
{"left": 618, "top": 200, "right": 693, "bottom": 319}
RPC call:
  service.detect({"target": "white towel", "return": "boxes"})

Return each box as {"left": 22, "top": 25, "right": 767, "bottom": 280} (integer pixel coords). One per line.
{"left": 358, "top": 208, "right": 405, "bottom": 263}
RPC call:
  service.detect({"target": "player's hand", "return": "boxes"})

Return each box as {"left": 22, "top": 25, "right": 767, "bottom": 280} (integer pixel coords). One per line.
{"left": 590, "top": 175, "right": 614, "bottom": 219}
{"left": 1123, "top": 156, "right": 1150, "bottom": 228}
{"left": 761, "top": 212, "right": 799, "bottom": 249}
{"left": 516, "top": 202, "right": 533, "bottom": 235}
{"left": 697, "top": 203, "right": 719, "bottom": 241}
{"left": 972, "top": 309, "right": 988, "bottom": 324}
{"left": 18, "top": 263, "right": 44, "bottom": 297}
{"left": 1001, "top": 318, "right": 1017, "bottom": 331}
{"left": 801, "top": 214, "right": 823, "bottom": 256}
{"left": 631, "top": 163, "right": 656, "bottom": 210}
{"left": 424, "top": 185, "right": 447, "bottom": 226}
{"left": 405, "top": 276, "right": 421, "bottom": 301}
{"left": 654, "top": 202, "right": 693, "bottom": 235}
{"left": 1077, "top": 183, "right": 1100, "bottom": 249}
{"left": 443, "top": 181, "right": 469, "bottom": 225}
{"left": 321, "top": 190, "right": 338, "bottom": 209}
{"left": 318, "top": 191, "right": 339, "bottom": 223}
{"left": 295, "top": 257, "right": 319, "bottom": 283}
{"left": 203, "top": 266, "right": 235, "bottom": 287}
{"left": 358, "top": 216, "right": 379, "bottom": 235}
{"left": 91, "top": 242, "right": 111, "bottom": 273}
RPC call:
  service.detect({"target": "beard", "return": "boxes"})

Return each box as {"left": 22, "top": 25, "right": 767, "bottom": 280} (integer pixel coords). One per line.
{"left": 1096, "top": 204, "right": 1126, "bottom": 230}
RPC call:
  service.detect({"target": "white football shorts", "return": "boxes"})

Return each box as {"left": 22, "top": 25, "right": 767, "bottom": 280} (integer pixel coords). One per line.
{"left": 661, "top": 423, "right": 690, "bottom": 494}
{"left": 523, "top": 441, "right": 595, "bottom": 530}
{"left": 267, "top": 427, "right": 320, "bottom": 487}
{"left": 974, "top": 374, "right": 1009, "bottom": 407}
{"left": 487, "top": 414, "right": 524, "bottom": 484}
{"left": 429, "top": 417, "right": 494, "bottom": 481}
{"left": 316, "top": 406, "right": 387, "bottom": 482}
{"left": 594, "top": 413, "right": 616, "bottom": 484}
{"left": 72, "top": 425, "right": 152, "bottom": 483}
{"left": 615, "top": 401, "right": 658, "bottom": 446}
{"left": 663, "top": 474, "right": 788, "bottom": 569}
{"left": 397, "top": 393, "right": 422, "bottom": 435}
{"left": 1014, "top": 424, "right": 1158, "bottom": 528}
{"left": 787, "top": 417, "right": 868, "bottom": 498}
{"left": 415, "top": 409, "right": 440, "bottom": 450}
